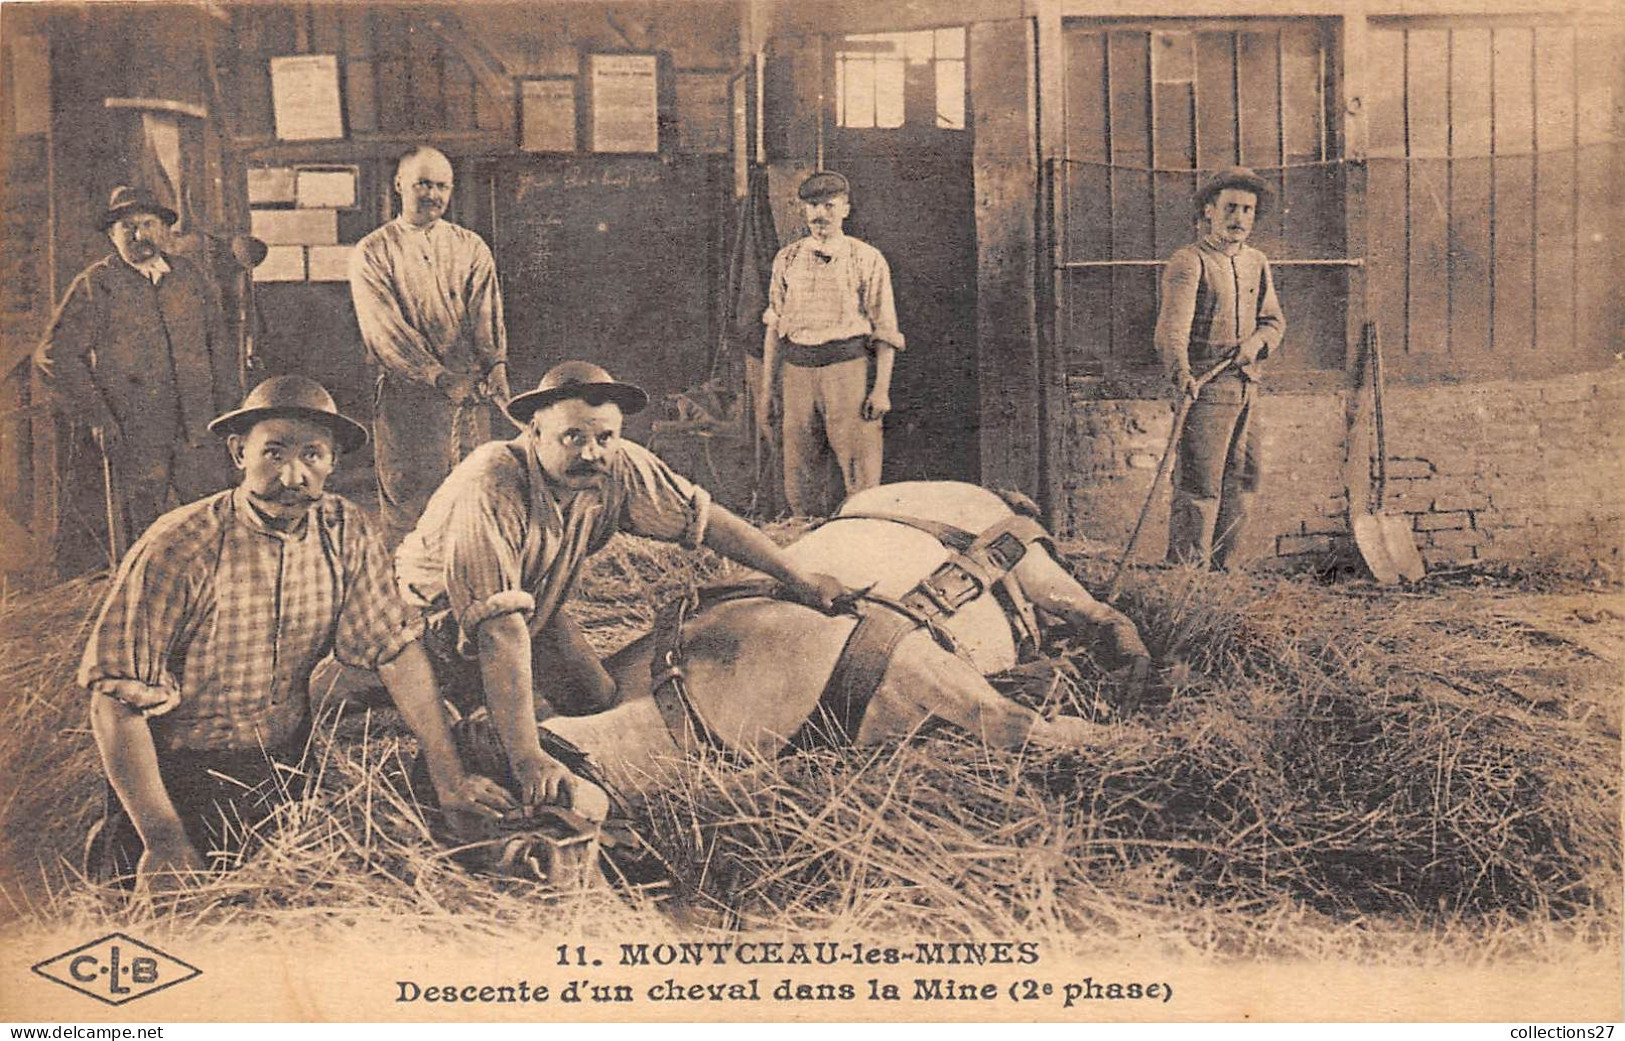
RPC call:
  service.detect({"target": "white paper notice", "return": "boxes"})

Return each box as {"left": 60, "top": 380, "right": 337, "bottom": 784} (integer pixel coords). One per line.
{"left": 521, "top": 79, "right": 577, "bottom": 152}
{"left": 589, "top": 54, "right": 659, "bottom": 153}
{"left": 252, "top": 245, "right": 306, "bottom": 282}
{"left": 306, "top": 245, "right": 355, "bottom": 282}
{"left": 270, "top": 55, "right": 345, "bottom": 141}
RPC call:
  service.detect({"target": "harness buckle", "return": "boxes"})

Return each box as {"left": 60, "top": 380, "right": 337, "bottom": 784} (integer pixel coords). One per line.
{"left": 983, "top": 531, "right": 1029, "bottom": 572}
{"left": 918, "top": 561, "right": 984, "bottom": 614}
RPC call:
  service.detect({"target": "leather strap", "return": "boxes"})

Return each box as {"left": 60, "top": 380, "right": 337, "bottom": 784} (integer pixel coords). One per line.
{"left": 783, "top": 604, "right": 916, "bottom": 753}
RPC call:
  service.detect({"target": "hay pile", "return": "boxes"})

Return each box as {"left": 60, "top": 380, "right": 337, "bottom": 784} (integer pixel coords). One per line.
{"left": 0, "top": 536, "right": 1617, "bottom": 958}
{"left": 630, "top": 559, "right": 1621, "bottom": 951}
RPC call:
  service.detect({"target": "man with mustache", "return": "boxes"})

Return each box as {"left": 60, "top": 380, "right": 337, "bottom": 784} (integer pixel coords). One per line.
{"left": 350, "top": 146, "right": 511, "bottom": 546}
{"left": 396, "top": 361, "right": 853, "bottom": 807}
{"left": 1154, "top": 167, "right": 1286, "bottom": 570}
{"left": 34, "top": 186, "right": 239, "bottom": 573}
{"left": 758, "top": 171, "right": 903, "bottom": 515}
{"left": 78, "top": 376, "right": 513, "bottom": 890}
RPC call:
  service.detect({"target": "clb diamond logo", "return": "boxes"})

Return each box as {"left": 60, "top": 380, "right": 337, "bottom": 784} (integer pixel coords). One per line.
{"left": 31, "top": 933, "right": 201, "bottom": 1006}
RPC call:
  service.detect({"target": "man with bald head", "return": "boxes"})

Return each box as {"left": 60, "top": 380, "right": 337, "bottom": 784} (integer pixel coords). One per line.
{"left": 350, "top": 146, "right": 512, "bottom": 545}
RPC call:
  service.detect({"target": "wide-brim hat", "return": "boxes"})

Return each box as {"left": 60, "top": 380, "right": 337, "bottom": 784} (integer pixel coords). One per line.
{"left": 506, "top": 361, "right": 649, "bottom": 424}
{"left": 207, "top": 374, "right": 369, "bottom": 453}
{"left": 1195, "top": 166, "right": 1272, "bottom": 219}
{"left": 100, "top": 185, "right": 178, "bottom": 231}
{"left": 797, "top": 170, "right": 851, "bottom": 203}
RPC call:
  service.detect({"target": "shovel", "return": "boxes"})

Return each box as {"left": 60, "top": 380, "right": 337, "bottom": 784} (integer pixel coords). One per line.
{"left": 1351, "top": 322, "right": 1426, "bottom": 583}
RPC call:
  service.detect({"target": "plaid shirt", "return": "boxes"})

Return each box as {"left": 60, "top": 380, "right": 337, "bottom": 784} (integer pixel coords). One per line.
{"left": 79, "top": 488, "right": 422, "bottom": 752}
{"left": 763, "top": 234, "right": 904, "bottom": 350}
{"left": 396, "top": 437, "right": 711, "bottom": 655}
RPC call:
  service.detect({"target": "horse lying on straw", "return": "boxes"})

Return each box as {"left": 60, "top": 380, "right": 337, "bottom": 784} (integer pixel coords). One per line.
{"left": 422, "top": 481, "right": 1152, "bottom": 880}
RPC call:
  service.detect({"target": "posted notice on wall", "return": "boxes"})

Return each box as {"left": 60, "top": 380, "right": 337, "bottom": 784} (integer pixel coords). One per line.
{"left": 522, "top": 78, "right": 577, "bottom": 152}
{"left": 587, "top": 53, "right": 659, "bottom": 153}
{"left": 270, "top": 54, "right": 345, "bottom": 141}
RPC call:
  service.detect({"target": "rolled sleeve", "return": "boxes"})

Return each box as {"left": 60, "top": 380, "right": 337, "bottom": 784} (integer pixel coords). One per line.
{"left": 860, "top": 248, "right": 905, "bottom": 351}
{"left": 615, "top": 442, "right": 713, "bottom": 549}
{"left": 78, "top": 532, "right": 196, "bottom": 707}
{"left": 332, "top": 506, "right": 426, "bottom": 670}
{"left": 442, "top": 475, "right": 534, "bottom": 640}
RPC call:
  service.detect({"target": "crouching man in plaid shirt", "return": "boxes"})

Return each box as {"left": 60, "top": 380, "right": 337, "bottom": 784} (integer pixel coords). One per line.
{"left": 80, "top": 376, "right": 514, "bottom": 891}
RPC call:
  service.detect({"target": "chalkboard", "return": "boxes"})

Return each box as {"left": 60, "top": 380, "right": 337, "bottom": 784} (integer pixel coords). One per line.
{"left": 493, "top": 154, "right": 726, "bottom": 436}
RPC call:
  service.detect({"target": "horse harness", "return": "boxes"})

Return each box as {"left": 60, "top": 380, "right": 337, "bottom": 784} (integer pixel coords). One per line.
{"left": 647, "top": 511, "right": 1053, "bottom": 754}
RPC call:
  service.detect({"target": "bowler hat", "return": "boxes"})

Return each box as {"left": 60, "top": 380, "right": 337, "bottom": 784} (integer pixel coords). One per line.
{"left": 208, "top": 375, "right": 370, "bottom": 453}
{"left": 1195, "top": 166, "right": 1271, "bottom": 219}
{"left": 505, "top": 361, "right": 650, "bottom": 424}
{"left": 798, "top": 170, "right": 851, "bottom": 203}
{"left": 100, "top": 186, "right": 178, "bottom": 231}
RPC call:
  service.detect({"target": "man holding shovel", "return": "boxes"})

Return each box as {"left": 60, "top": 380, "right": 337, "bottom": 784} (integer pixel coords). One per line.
{"left": 1154, "top": 167, "right": 1285, "bottom": 571}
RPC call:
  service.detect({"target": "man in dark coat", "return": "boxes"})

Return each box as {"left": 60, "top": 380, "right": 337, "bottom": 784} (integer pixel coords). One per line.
{"left": 35, "top": 186, "right": 239, "bottom": 570}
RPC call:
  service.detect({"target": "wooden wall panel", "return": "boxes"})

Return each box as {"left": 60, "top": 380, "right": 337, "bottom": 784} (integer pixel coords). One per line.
{"left": 1491, "top": 27, "right": 1534, "bottom": 355}
{"left": 1448, "top": 28, "right": 1492, "bottom": 360}
{"left": 1062, "top": 28, "right": 1112, "bottom": 373}
{"left": 1406, "top": 29, "right": 1450, "bottom": 357}
{"left": 1532, "top": 25, "right": 1576, "bottom": 361}
{"left": 1575, "top": 26, "right": 1624, "bottom": 363}
{"left": 1195, "top": 31, "right": 1237, "bottom": 169}
{"left": 1107, "top": 31, "right": 1154, "bottom": 368}
{"left": 1365, "top": 26, "right": 1407, "bottom": 354}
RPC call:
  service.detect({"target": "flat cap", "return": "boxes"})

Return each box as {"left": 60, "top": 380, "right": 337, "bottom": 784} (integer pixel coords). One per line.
{"left": 798, "top": 170, "right": 851, "bottom": 202}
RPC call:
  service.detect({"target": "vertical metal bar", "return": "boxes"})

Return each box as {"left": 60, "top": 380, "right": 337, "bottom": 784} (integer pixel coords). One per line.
{"left": 816, "top": 35, "right": 827, "bottom": 169}
{"left": 1318, "top": 28, "right": 1328, "bottom": 162}
{"left": 1276, "top": 28, "right": 1287, "bottom": 248}
{"left": 1191, "top": 30, "right": 1203, "bottom": 174}
{"left": 1103, "top": 36, "right": 1116, "bottom": 364}
{"left": 1276, "top": 28, "right": 1287, "bottom": 167}
{"left": 1146, "top": 31, "right": 1159, "bottom": 256}
{"left": 1528, "top": 28, "right": 1537, "bottom": 352}
{"left": 1569, "top": 25, "right": 1580, "bottom": 357}
{"left": 1488, "top": 26, "right": 1498, "bottom": 354}
{"left": 1231, "top": 31, "right": 1242, "bottom": 165}
{"left": 1445, "top": 29, "right": 1454, "bottom": 356}
{"left": 1402, "top": 29, "right": 1413, "bottom": 355}
{"left": 1397, "top": 30, "right": 1410, "bottom": 355}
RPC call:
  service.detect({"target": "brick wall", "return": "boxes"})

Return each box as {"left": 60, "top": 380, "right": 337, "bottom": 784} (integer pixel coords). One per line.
{"left": 1058, "top": 367, "right": 1624, "bottom": 572}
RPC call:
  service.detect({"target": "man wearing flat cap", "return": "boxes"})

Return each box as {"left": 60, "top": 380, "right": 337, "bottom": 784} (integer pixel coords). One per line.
{"left": 80, "top": 375, "right": 513, "bottom": 891}
{"left": 397, "top": 360, "right": 854, "bottom": 807}
{"left": 759, "top": 170, "right": 904, "bottom": 515}
{"left": 35, "top": 186, "right": 240, "bottom": 573}
{"left": 1154, "top": 166, "right": 1286, "bottom": 570}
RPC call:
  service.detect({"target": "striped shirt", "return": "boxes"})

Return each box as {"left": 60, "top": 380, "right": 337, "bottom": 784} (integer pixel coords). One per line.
{"left": 79, "top": 488, "right": 422, "bottom": 752}
{"left": 396, "top": 437, "right": 712, "bottom": 655}
{"left": 762, "top": 234, "right": 905, "bottom": 350}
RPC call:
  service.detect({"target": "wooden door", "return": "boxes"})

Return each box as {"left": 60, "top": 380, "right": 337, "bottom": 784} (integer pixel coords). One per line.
{"left": 825, "top": 27, "right": 980, "bottom": 485}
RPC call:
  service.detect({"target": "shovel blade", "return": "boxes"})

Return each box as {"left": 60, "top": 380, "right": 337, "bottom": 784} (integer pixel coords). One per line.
{"left": 1352, "top": 514, "right": 1400, "bottom": 584}
{"left": 1379, "top": 513, "right": 1427, "bottom": 581}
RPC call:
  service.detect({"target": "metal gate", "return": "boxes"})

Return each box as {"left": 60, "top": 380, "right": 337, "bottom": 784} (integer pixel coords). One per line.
{"left": 1050, "top": 18, "right": 1359, "bottom": 382}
